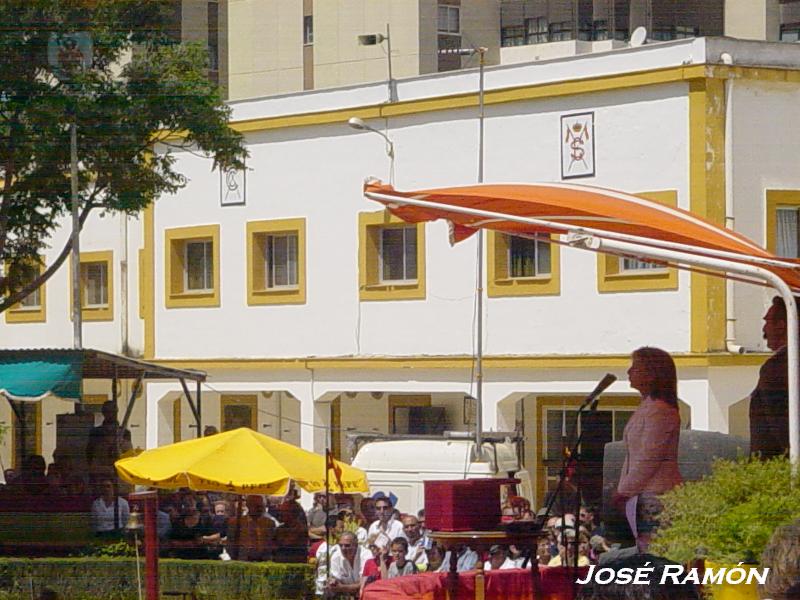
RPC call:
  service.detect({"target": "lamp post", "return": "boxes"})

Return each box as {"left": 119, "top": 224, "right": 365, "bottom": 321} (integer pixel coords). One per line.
{"left": 348, "top": 117, "right": 395, "bottom": 185}
{"left": 48, "top": 32, "right": 92, "bottom": 349}
{"left": 357, "top": 24, "right": 395, "bottom": 102}
{"left": 439, "top": 46, "right": 487, "bottom": 455}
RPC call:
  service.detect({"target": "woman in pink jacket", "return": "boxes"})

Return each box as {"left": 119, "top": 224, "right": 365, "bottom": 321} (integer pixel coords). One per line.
{"left": 614, "top": 347, "right": 683, "bottom": 551}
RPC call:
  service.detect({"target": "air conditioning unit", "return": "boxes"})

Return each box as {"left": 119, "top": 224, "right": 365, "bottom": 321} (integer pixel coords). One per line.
{"left": 393, "top": 406, "right": 447, "bottom": 435}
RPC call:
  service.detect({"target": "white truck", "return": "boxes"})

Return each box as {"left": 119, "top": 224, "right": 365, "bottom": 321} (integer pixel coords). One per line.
{"left": 349, "top": 431, "right": 532, "bottom": 515}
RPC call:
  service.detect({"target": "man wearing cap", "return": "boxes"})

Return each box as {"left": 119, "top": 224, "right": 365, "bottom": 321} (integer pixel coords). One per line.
{"left": 367, "top": 495, "right": 406, "bottom": 551}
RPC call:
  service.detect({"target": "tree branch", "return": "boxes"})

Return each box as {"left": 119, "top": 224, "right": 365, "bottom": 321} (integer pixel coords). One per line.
{"left": 0, "top": 203, "right": 96, "bottom": 314}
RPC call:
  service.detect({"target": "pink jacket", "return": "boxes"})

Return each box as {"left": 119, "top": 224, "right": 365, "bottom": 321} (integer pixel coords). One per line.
{"left": 617, "top": 397, "right": 683, "bottom": 497}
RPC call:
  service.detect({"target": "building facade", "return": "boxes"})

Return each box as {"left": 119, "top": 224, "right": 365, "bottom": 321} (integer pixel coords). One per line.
{"left": 177, "top": 0, "right": 800, "bottom": 101}
{"left": 4, "top": 37, "right": 800, "bottom": 509}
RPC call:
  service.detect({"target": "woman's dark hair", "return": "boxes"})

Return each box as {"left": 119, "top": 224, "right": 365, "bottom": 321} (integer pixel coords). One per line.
{"left": 632, "top": 346, "right": 678, "bottom": 406}
{"left": 761, "top": 519, "right": 800, "bottom": 600}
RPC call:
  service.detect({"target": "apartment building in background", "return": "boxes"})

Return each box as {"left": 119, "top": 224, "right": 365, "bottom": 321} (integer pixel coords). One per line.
{"left": 175, "top": 0, "right": 800, "bottom": 100}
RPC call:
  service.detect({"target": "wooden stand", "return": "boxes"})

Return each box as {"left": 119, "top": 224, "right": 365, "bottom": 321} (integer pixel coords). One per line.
{"left": 429, "top": 530, "right": 547, "bottom": 600}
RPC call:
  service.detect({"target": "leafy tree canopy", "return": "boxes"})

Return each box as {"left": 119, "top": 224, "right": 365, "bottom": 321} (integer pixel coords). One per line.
{"left": 0, "top": 0, "right": 246, "bottom": 312}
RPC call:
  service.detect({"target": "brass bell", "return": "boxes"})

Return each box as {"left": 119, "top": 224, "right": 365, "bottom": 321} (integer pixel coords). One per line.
{"left": 126, "top": 511, "right": 144, "bottom": 531}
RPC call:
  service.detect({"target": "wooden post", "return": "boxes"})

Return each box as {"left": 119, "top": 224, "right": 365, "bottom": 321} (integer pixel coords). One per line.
{"left": 129, "top": 490, "right": 159, "bottom": 600}
{"left": 474, "top": 560, "right": 485, "bottom": 600}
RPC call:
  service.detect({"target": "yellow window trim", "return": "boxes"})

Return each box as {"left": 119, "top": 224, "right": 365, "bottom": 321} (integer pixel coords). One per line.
{"left": 487, "top": 232, "right": 560, "bottom": 297}
{"left": 358, "top": 210, "right": 426, "bottom": 301}
{"left": 5, "top": 257, "right": 47, "bottom": 324}
{"left": 246, "top": 218, "right": 306, "bottom": 305}
{"left": 765, "top": 190, "right": 800, "bottom": 254}
{"left": 164, "top": 224, "right": 220, "bottom": 309}
{"left": 69, "top": 250, "right": 114, "bottom": 321}
{"left": 597, "top": 190, "right": 679, "bottom": 293}
{"left": 173, "top": 397, "right": 182, "bottom": 444}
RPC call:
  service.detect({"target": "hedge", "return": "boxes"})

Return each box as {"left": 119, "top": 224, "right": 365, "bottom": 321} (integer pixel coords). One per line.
{"left": 0, "top": 557, "right": 314, "bottom": 599}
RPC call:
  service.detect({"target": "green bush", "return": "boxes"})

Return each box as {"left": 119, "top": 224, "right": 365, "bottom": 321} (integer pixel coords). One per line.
{"left": 0, "top": 557, "right": 313, "bottom": 600}
{"left": 651, "top": 456, "right": 800, "bottom": 564}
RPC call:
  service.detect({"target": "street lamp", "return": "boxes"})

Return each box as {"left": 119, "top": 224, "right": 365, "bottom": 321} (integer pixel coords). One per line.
{"left": 439, "top": 46, "right": 488, "bottom": 455}
{"left": 48, "top": 31, "right": 93, "bottom": 350}
{"left": 357, "top": 24, "right": 395, "bottom": 103}
{"left": 348, "top": 117, "right": 396, "bottom": 185}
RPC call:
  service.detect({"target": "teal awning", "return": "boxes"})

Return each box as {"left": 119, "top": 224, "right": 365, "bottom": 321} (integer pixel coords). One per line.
{"left": 0, "top": 354, "right": 82, "bottom": 402}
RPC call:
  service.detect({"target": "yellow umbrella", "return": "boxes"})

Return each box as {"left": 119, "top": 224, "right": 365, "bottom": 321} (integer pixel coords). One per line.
{"left": 114, "top": 427, "right": 369, "bottom": 495}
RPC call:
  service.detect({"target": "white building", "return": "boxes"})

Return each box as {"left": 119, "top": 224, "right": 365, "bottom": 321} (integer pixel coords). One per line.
{"left": 3, "top": 36, "right": 800, "bottom": 507}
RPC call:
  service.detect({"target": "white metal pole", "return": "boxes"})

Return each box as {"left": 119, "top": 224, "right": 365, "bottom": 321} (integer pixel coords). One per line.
{"left": 70, "top": 122, "right": 82, "bottom": 349}
{"left": 581, "top": 235, "right": 799, "bottom": 472}
{"left": 475, "top": 49, "right": 485, "bottom": 454}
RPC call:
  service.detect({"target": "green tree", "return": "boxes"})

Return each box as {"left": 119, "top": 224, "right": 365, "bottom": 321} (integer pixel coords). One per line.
{"left": 0, "top": 0, "right": 246, "bottom": 312}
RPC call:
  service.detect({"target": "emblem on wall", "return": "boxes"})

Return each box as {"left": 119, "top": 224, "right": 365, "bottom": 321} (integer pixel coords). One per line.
{"left": 561, "top": 112, "right": 595, "bottom": 179}
{"left": 220, "top": 165, "right": 246, "bottom": 206}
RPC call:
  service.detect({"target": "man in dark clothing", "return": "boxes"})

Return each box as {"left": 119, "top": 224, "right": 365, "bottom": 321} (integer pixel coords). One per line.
{"left": 750, "top": 296, "right": 797, "bottom": 459}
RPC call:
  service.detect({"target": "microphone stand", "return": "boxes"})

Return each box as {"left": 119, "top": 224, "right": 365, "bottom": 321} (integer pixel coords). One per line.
{"left": 537, "top": 396, "right": 597, "bottom": 572}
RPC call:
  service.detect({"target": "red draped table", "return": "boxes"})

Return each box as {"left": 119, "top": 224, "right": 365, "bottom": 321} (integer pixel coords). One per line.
{"left": 361, "top": 566, "right": 588, "bottom": 600}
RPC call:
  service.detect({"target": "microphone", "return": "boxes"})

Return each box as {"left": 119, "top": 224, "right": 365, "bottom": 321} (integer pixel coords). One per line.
{"left": 582, "top": 373, "right": 617, "bottom": 411}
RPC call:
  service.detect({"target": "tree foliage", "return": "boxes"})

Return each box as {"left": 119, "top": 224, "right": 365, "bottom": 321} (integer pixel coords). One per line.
{"left": 651, "top": 456, "right": 800, "bottom": 564}
{"left": 0, "top": 0, "right": 246, "bottom": 312}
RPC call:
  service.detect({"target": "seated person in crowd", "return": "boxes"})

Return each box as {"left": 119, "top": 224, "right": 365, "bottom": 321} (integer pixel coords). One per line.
{"left": 426, "top": 543, "right": 446, "bottom": 573}
{"left": 168, "top": 492, "right": 216, "bottom": 559}
{"left": 326, "top": 531, "right": 369, "bottom": 598}
{"left": 12, "top": 455, "right": 48, "bottom": 496}
{"left": 314, "top": 513, "right": 346, "bottom": 596}
{"left": 91, "top": 479, "right": 130, "bottom": 538}
{"left": 272, "top": 486, "right": 309, "bottom": 563}
{"left": 307, "top": 492, "right": 329, "bottom": 540}
{"left": 360, "top": 543, "right": 382, "bottom": 591}
{"left": 381, "top": 537, "right": 417, "bottom": 579}
{"left": 402, "top": 515, "right": 428, "bottom": 568}
{"left": 227, "top": 494, "right": 275, "bottom": 562}
{"left": 441, "top": 544, "right": 479, "bottom": 572}
{"left": 484, "top": 545, "right": 517, "bottom": 571}
{"left": 367, "top": 495, "right": 405, "bottom": 551}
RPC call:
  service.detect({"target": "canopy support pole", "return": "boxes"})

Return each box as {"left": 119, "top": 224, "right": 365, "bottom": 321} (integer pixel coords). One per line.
{"left": 571, "top": 234, "right": 799, "bottom": 472}
{"left": 196, "top": 379, "right": 202, "bottom": 436}
{"left": 120, "top": 373, "right": 143, "bottom": 433}
{"left": 179, "top": 378, "right": 201, "bottom": 438}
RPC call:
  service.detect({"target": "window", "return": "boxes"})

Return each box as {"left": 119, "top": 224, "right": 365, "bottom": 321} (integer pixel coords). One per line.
{"left": 776, "top": 206, "right": 800, "bottom": 257}
{"left": 597, "top": 191, "right": 678, "bottom": 293}
{"left": 185, "top": 241, "right": 213, "bottom": 292}
{"left": 207, "top": 1, "right": 219, "bottom": 83}
{"left": 303, "top": 15, "right": 313, "bottom": 44}
{"left": 487, "top": 232, "right": 560, "bottom": 297}
{"left": 592, "top": 19, "right": 609, "bottom": 41}
{"left": 781, "top": 23, "right": 800, "bottom": 42}
{"left": 165, "top": 225, "right": 220, "bottom": 308}
{"left": 380, "top": 226, "right": 417, "bottom": 283}
{"left": 651, "top": 25, "right": 698, "bottom": 41}
{"left": 549, "top": 21, "right": 573, "bottom": 42}
{"left": 501, "top": 25, "right": 525, "bottom": 47}
{"left": 71, "top": 250, "right": 114, "bottom": 321}
{"left": 247, "top": 218, "right": 306, "bottom": 305}
{"left": 526, "top": 17, "right": 548, "bottom": 44}
{"left": 509, "top": 235, "right": 550, "bottom": 278}
{"left": 766, "top": 191, "right": 800, "bottom": 258}
{"left": 359, "top": 210, "right": 426, "bottom": 301}
{"left": 5, "top": 258, "right": 46, "bottom": 324}
{"left": 221, "top": 395, "right": 258, "bottom": 431}
{"left": 83, "top": 262, "right": 109, "bottom": 307}
{"left": 438, "top": 5, "right": 460, "bottom": 34}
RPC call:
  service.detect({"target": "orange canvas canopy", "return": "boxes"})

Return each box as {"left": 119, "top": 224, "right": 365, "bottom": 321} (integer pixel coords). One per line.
{"left": 364, "top": 181, "right": 800, "bottom": 291}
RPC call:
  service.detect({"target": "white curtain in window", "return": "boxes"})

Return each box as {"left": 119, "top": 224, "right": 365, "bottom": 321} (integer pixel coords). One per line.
{"left": 776, "top": 208, "right": 799, "bottom": 258}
